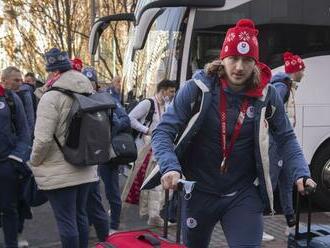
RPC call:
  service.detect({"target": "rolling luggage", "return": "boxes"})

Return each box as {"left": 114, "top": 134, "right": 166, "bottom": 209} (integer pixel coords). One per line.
{"left": 96, "top": 181, "right": 188, "bottom": 248}
{"left": 288, "top": 187, "right": 330, "bottom": 248}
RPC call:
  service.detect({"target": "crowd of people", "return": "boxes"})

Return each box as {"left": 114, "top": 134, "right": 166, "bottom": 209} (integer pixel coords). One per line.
{"left": 0, "top": 18, "right": 316, "bottom": 248}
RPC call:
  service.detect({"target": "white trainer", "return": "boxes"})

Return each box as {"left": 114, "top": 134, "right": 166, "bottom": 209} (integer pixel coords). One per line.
{"left": 18, "top": 234, "right": 29, "bottom": 248}
{"left": 262, "top": 232, "right": 275, "bottom": 242}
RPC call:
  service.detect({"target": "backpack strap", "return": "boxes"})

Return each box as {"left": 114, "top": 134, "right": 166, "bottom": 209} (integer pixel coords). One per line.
{"left": 138, "top": 98, "right": 155, "bottom": 138}
{"left": 4, "top": 90, "right": 17, "bottom": 134}
{"left": 47, "top": 87, "right": 74, "bottom": 152}
{"left": 48, "top": 86, "right": 74, "bottom": 96}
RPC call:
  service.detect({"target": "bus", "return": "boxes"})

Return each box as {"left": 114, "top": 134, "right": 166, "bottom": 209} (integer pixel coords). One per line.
{"left": 89, "top": 0, "right": 330, "bottom": 209}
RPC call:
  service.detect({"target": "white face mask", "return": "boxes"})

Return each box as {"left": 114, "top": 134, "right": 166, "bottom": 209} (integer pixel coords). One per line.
{"left": 163, "top": 95, "right": 170, "bottom": 103}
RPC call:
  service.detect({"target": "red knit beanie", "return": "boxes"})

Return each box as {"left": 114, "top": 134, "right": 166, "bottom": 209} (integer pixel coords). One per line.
{"left": 71, "top": 58, "right": 83, "bottom": 72}
{"left": 283, "top": 52, "right": 305, "bottom": 74}
{"left": 220, "top": 19, "right": 259, "bottom": 61}
{"left": 0, "top": 85, "right": 4, "bottom": 96}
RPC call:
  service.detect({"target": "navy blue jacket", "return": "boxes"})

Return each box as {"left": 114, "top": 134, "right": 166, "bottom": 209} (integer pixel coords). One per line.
{"left": 151, "top": 69, "right": 310, "bottom": 213}
{"left": 0, "top": 90, "right": 30, "bottom": 162}
{"left": 17, "top": 83, "right": 36, "bottom": 138}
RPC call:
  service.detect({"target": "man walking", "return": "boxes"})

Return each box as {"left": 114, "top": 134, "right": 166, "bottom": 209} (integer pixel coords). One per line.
{"left": 271, "top": 51, "right": 306, "bottom": 235}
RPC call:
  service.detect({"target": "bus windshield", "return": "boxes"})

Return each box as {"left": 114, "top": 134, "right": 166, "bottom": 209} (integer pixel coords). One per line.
{"left": 123, "top": 7, "right": 186, "bottom": 100}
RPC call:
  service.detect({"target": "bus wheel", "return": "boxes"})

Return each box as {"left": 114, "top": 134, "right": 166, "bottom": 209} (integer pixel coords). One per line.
{"left": 311, "top": 145, "right": 330, "bottom": 210}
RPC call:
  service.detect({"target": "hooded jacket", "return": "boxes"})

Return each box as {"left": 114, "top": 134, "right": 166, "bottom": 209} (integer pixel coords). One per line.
{"left": 17, "top": 83, "right": 36, "bottom": 137}
{"left": 271, "top": 72, "right": 296, "bottom": 126}
{"left": 0, "top": 88, "right": 30, "bottom": 163}
{"left": 151, "top": 64, "right": 310, "bottom": 213}
{"left": 29, "top": 70, "right": 98, "bottom": 190}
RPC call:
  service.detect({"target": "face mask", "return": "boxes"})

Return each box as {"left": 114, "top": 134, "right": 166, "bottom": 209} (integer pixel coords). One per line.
{"left": 163, "top": 95, "right": 170, "bottom": 103}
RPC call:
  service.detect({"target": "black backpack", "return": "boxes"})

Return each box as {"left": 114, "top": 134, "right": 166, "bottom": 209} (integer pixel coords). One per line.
{"left": 127, "top": 98, "right": 155, "bottom": 139}
{"left": 50, "top": 87, "right": 116, "bottom": 167}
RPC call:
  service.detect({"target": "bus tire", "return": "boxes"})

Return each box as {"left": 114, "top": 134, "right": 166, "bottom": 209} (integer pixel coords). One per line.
{"left": 311, "top": 145, "right": 330, "bottom": 210}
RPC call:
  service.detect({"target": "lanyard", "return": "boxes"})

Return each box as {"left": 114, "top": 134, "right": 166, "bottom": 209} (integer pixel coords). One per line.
{"left": 154, "top": 96, "right": 163, "bottom": 120}
{"left": 219, "top": 80, "right": 250, "bottom": 174}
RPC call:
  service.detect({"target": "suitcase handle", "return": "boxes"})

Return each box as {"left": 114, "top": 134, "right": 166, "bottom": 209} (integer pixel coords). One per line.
{"left": 295, "top": 185, "right": 316, "bottom": 248}
{"left": 163, "top": 182, "right": 183, "bottom": 242}
{"left": 137, "top": 233, "right": 161, "bottom": 248}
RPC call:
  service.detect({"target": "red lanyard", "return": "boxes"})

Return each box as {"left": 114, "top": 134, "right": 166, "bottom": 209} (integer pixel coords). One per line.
{"left": 219, "top": 81, "right": 250, "bottom": 174}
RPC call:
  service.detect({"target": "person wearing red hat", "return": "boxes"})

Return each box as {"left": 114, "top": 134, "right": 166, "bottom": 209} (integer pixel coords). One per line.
{"left": 71, "top": 58, "right": 83, "bottom": 72}
{"left": 147, "top": 19, "right": 316, "bottom": 247}
{"left": 270, "top": 52, "right": 306, "bottom": 236}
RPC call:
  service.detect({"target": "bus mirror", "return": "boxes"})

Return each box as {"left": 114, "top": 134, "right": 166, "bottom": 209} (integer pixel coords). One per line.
{"left": 131, "top": 8, "right": 165, "bottom": 61}
{"left": 135, "top": 0, "right": 226, "bottom": 25}
{"left": 89, "top": 13, "right": 135, "bottom": 55}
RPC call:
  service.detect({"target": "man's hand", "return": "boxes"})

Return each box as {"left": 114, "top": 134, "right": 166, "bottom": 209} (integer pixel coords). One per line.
{"left": 296, "top": 177, "right": 317, "bottom": 195}
{"left": 161, "top": 171, "right": 181, "bottom": 190}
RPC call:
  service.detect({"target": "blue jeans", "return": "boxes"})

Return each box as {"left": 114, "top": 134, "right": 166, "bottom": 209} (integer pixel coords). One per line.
{"left": 45, "top": 183, "right": 91, "bottom": 248}
{"left": 98, "top": 164, "right": 122, "bottom": 230}
{"left": 87, "top": 181, "right": 109, "bottom": 241}
{"left": 0, "top": 161, "right": 19, "bottom": 248}
{"left": 182, "top": 185, "right": 264, "bottom": 248}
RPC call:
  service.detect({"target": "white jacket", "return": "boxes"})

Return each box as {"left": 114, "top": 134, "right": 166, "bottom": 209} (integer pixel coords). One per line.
{"left": 129, "top": 97, "right": 164, "bottom": 150}
{"left": 30, "top": 70, "right": 98, "bottom": 190}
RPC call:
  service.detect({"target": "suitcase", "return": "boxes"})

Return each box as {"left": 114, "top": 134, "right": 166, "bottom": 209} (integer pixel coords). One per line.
{"left": 288, "top": 186, "right": 330, "bottom": 248}
{"left": 96, "top": 182, "right": 187, "bottom": 247}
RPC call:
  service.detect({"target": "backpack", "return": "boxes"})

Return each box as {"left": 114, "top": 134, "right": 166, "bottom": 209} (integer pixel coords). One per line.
{"left": 50, "top": 87, "right": 116, "bottom": 167}
{"left": 127, "top": 98, "right": 155, "bottom": 139}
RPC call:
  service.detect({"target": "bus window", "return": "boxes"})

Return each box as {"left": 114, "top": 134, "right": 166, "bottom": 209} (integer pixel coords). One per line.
{"left": 189, "top": 0, "right": 330, "bottom": 76}
{"left": 123, "top": 7, "right": 186, "bottom": 97}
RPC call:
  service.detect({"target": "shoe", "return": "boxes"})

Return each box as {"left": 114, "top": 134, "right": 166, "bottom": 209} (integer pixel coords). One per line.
{"left": 262, "top": 232, "right": 274, "bottom": 242}
{"left": 285, "top": 225, "right": 295, "bottom": 236}
{"left": 285, "top": 214, "right": 296, "bottom": 227}
{"left": 148, "top": 216, "right": 164, "bottom": 227}
{"left": 109, "top": 229, "right": 119, "bottom": 235}
{"left": 18, "top": 234, "right": 29, "bottom": 248}
{"left": 147, "top": 216, "right": 176, "bottom": 227}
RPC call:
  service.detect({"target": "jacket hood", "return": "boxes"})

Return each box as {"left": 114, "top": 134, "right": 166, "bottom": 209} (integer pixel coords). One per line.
{"left": 53, "top": 70, "right": 93, "bottom": 94}
{"left": 192, "top": 69, "right": 217, "bottom": 88}
{"left": 19, "top": 83, "right": 33, "bottom": 92}
{"left": 270, "top": 72, "right": 290, "bottom": 84}
{"left": 244, "top": 62, "right": 271, "bottom": 97}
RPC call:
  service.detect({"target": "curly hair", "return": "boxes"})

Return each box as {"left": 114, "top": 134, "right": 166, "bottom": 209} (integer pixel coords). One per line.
{"left": 204, "top": 59, "right": 260, "bottom": 90}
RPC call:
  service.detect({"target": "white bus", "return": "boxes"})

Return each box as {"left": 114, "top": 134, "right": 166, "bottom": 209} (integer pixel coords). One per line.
{"left": 89, "top": 0, "right": 330, "bottom": 209}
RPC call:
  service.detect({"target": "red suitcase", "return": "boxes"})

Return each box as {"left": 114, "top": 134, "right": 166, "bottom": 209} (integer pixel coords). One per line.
{"left": 96, "top": 183, "right": 186, "bottom": 248}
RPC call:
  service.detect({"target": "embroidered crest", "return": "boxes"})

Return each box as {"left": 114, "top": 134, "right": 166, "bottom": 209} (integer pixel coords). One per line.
{"left": 86, "top": 71, "right": 93, "bottom": 78}
{"left": 237, "top": 41, "right": 250, "bottom": 54}
{"left": 247, "top": 106, "right": 255, "bottom": 118}
{"left": 186, "top": 217, "right": 198, "bottom": 229}
{"left": 278, "top": 160, "right": 283, "bottom": 167}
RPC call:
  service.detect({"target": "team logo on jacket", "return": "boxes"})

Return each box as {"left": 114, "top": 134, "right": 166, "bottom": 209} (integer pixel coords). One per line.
{"left": 247, "top": 106, "right": 255, "bottom": 118}
{"left": 237, "top": 41, "right": 250, "bottom": 54}
{"left": 0, "top": 102, "right": 5, "bottom": 110}
{"left": 186, "top": 217, "right": 198, "bottom": 229}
